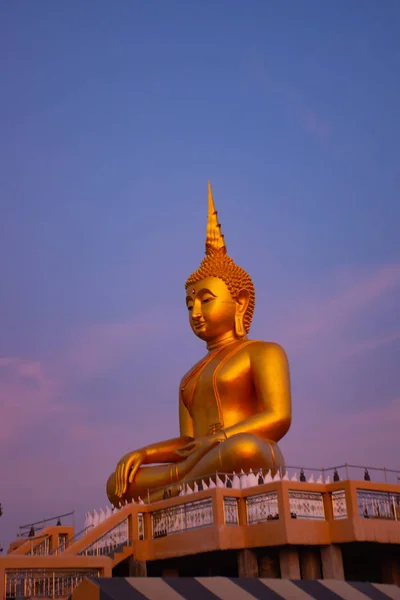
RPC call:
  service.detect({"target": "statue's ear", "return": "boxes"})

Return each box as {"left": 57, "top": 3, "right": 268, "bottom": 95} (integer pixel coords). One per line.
{"left": 235, "top": 289, "right": 250, "bottom": 316}
{"left": 235, "top": 290, "right": 249, "bottom": 338}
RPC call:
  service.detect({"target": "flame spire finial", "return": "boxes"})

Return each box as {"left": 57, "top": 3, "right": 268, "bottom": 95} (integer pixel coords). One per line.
{"left": 205, "top": 180, "right": 227, "bottom": 256}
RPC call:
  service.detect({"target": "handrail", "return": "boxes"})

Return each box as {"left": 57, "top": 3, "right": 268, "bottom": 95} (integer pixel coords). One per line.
{"left": 142, "top": 464, "right": 400, "bottom": 504}
{"left": 22, "top": 533, "right": 49, "bottom": 542}
{"left": 18, "top": 527, "right": 44, "bottom": 538}
{"left": 19, "top": 510, "right": 75, "bottom": 530}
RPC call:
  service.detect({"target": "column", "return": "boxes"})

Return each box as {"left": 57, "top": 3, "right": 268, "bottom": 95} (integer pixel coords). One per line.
{"left": 381, "top": 555, "right": 400, "bottom": 586}
{"left": 321, "top": 545, "right": 344, "bottom": 580}
{"left": 238, "top": 549, "right": 259, "bottom": 577}
{"left": 280, "top": 547, "right": 300, "bottom": 579}
{"left": 300, "top": 549, "right": 322, "bottom": 580}
{"left": 128, "top": 556, "right": 147, "bottom": 577}
{"left": 259, "top": 554, "right": 280, "bottom": 578}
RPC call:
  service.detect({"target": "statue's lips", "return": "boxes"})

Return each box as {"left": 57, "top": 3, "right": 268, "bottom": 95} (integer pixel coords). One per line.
{"left": 193, "top": 321, "right": 206, "bottom": 330}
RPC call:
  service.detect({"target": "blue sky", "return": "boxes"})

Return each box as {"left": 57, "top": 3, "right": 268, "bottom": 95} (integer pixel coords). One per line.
{"left": 1, "top": 1, "right": 399, "bottom": 549}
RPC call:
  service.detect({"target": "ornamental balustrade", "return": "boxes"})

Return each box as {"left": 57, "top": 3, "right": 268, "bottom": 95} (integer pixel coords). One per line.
{"left": 138, "top": 512, "right": 145, "bottom": 540}
{"left": 151, "top": 498, "right": 213, "bottom": 538}
{"left": 223, "top": 497, "right": 239, "bottom": 525}
{"left": 31, "top": 465, "right": 398, "bottom": 554}
{"left": 289, "top": 490, "right": 325, "bottom": 520}
{"left": 5, "top": 568, "right": 101, "bottom": 599}
{"left": 246, "top": 491, "right": 279, "bottom": 524}
{"left": 78, "top": 516, "right": 130, "bottom": 557}
{"left": 357, "top": 489, "right": 400, "bottom": 520}
{"left": 331, "top": 490, "right": 348, "bottom": 519}
{"left": 27, "top": 534, "right": 50, "bottom": 556}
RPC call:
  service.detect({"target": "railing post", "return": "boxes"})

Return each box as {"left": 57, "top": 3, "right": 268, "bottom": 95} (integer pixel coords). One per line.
{"left": 345, "top": 463, "right": 349, "bottom": 480}
{"left": 384, "top": 467, "right": 387, "bottom": 483}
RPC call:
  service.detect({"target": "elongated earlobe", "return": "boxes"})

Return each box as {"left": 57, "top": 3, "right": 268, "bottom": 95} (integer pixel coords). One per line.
{"left": 235, "top": 315, "right": 246, "bottom": 338}
{"left": 235, "top": 289, "right": 250, "bottom": 338}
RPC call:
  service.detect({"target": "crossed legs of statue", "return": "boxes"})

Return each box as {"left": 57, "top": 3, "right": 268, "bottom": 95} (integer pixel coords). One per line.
{"left": 107, "top": 433, "right": 284, "bottom": 506}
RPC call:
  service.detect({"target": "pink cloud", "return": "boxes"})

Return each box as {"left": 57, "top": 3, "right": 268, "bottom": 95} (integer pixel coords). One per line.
{"left": 277, "top": 264, "right": 400, "bottom": 343}
{"left": 0, "top": 358, "right": 61, "bottom": 444}
{"left": 335, "top": 330, "right": 400, "bottom": 363}
{"left": 250, "top": 60, "right": 331, "bottom": 140}
{"left": 283, "top": 397, "right": 400, "bottom": 472}
{"left": 62, "top": 307, "right": 176, "bottom": 377}
{"left": 0, "top": 306, "right": 179, "bottom": 450}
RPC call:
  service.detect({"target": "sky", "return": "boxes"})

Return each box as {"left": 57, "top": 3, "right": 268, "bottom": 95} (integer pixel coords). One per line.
{"left": 1, "top": 1, "right": 400, "bottom": 551}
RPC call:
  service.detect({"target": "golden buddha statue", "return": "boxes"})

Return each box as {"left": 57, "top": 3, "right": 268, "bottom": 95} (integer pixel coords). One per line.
{"left": 107, "top": 182, "right": 291, "bottom": 506}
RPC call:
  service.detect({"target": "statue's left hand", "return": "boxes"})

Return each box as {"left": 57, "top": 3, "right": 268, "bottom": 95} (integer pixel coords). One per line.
{"left": 115, "top": 450, "right": 146, "bottom": 498}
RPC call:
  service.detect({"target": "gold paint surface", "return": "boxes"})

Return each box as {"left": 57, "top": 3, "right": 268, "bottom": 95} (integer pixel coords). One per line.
{"left": 107, "top": 183, "right": 292, "bottom": 505}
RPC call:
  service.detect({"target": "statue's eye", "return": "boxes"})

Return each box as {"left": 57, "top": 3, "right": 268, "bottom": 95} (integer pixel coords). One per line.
{"left": 202, "top": 297, "right": 212, "bottom": 304}
{"left": 187, "top": 305, "right": 193, "bottom": 311}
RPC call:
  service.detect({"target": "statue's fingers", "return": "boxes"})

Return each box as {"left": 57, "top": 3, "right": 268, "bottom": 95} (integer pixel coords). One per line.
{"left": 122, "top": 460, "right": 133, "bottom": 494}
{"left": 115, "top": 467, "right": 120, "bottom": 497}
{"left": 117, "top": 464, "right": 124, "bottom": 497}
{"left": 128, "top": 458, "right": 140, "bottom": 484}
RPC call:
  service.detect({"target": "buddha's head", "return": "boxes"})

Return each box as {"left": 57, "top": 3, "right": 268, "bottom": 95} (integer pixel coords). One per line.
{"left": 185, "top": 182, "right": 255, "bottom": 343}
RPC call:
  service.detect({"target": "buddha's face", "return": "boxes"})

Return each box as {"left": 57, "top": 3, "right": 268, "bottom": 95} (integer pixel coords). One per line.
{"left": 186, "top": 277, "right": 238, "bottom": 342}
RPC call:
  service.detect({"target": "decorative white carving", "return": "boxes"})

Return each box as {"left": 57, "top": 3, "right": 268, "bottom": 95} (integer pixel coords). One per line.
{"left": 232, "top": 472, "right": 241, "bottom": 489}
{"left": 151, "top": 498, "right": 214, "bottom": 538}
{"left": 247, "top": 469, "right": 258, "bottom": 488}
{"left": 246, "top": 492, "right": 279, "bottom": 524}
{"left": 357, "top": 489, "right": 400, "bottom": 520}
{"left": 92, "top": 510, "right": 99, "bottom": 527}
{"left": 224, "top": 497, "right": 239, "bottom": 525}
{"left": 289, "top": 490, "right": 325, "bottom": 520}
{"left": 138, "top": 512, "right": 145, "bottom": 540}
{"left": 332, "top": 490, "right": 348, "bottom": 519}
{"left": 264, "top": 470, "right": 273, "bottom": 483}
{"left": 216, "top": 474, "right": 224, "bottom": 488}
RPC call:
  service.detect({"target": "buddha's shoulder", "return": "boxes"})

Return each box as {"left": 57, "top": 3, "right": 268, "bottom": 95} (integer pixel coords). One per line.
{"left": 245, "top": 340, "right": 289, "bottom": 362}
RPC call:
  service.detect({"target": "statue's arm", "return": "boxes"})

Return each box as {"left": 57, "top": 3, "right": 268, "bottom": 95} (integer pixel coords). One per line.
{"left": 222, "top": 342, "right": 291, "bottom": 442}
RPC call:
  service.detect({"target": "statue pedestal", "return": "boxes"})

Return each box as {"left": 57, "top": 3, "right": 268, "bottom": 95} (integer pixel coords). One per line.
{"left": 104, "top": 477, "right": 400, "bottom": 583}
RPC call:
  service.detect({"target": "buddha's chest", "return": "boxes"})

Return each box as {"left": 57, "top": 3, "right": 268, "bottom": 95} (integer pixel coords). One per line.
{"left": 181, "top": 344, "right": 255, "bottom": 435}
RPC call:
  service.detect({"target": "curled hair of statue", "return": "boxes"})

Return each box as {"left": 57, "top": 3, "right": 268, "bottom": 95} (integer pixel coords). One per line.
{"left": 185, "top": 182, "right": 255, "bottom": 333}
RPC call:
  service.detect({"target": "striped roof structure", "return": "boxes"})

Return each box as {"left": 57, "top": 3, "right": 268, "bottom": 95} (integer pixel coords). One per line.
{"left": 71, "top": 577, "right": 400, "bottom": 599}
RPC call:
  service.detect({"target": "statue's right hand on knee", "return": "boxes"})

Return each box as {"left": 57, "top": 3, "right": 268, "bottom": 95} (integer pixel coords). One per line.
{"left": 115, "top": 449, "right": 146, "bottom": 498}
